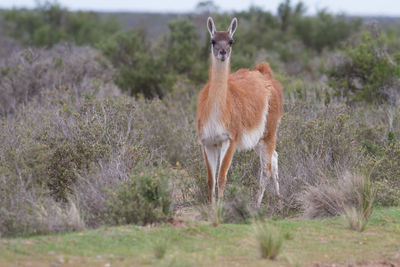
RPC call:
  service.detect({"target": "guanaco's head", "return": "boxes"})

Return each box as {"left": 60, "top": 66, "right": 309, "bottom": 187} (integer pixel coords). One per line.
{"left": 207, "top": 17, "right": 238, "bottom": 62}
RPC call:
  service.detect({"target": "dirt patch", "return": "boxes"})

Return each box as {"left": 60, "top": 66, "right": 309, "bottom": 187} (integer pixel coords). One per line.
{"left": 313, "top": 252, "right": 400, "bottom": 267}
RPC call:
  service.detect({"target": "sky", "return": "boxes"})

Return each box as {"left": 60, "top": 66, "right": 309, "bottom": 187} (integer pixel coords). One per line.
{"left": 0, "top": 0, "right": 400, "bottom": 16}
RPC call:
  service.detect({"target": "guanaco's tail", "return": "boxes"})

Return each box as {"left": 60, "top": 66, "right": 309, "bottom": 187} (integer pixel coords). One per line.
{"left": 253, "top": 62, "right": 274, "bottom": 80}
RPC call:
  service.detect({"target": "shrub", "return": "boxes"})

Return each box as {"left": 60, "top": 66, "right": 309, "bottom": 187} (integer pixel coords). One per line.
{"left": 277, "top": 0, "right": 304, "bottom": 33}
{"left": 253, "top": 221, "right": 283, "bottom": 260}
{"left": 0, "top": 80, "right": 195, "bottom": 234}
{"left": 2, "top": 2, "right": 119, "bottom": 47}
{"left": 100, "top": 30, "right": 173, "bottom": 98}
{"left": 373, "top": 180, "right": 400, "bottom": 207}
{"left": 366, "top": 140, "right": 400, "bottom": 206}
{"left": 106, "top": 165, "right": 172, "bottom": 226}
{"left": 45, "top": 131, "right": 110, "bottom": 201}
{"left": 0, "top": 35, "right": 21, "bottom": 59}
{"left": 222, "top": 185, "right": 253, "bottom": 223}
{"left": 328, "top": 30, "right": 400, "bottom": 104}
{"left": 164, "top": 19, "right": 207, "bottom": 83}
{"left": 261, "top": 103, "right": 364, "bottom": 212}
{"left": 0, "top": 43, "right": 115, "bottom": 116}
{"left": 294, "top": 11, "right": 361, "bottom": 53}
{"left": 0, "top": 170, "right": 84, "bottom": 236}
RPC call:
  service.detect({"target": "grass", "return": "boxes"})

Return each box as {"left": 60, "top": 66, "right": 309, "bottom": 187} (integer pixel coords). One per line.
{"left": 153, "top": 238, "right": 168, "bottom": 259}
{"left": 344, "top": 206, "right": 368, "bottom": 232}
{"left": 0, "top": 207, "right": 399, "bottom": 266}
{"left": 253, "top": 221, "right": 283, "bottom": 259}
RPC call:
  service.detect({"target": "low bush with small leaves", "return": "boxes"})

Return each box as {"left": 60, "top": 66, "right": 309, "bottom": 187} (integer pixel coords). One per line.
{"left": 106, "top": 164, "right": 172, "bottom": 226}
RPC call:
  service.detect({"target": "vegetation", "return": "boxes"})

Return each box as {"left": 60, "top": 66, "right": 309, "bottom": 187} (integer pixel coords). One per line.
{"left": 253, "top": 221, "right": 284, "bottom": 260}
{"left": 328, "top": 30, "right": 400, "bottom": 103}
{"left": 0, "top": 207, "right": 399, "bottom": 266}
{"left": 153, "top": 239, "right": 168, "bottom": 259}
{"left": 2, "top": 1, "right": 119, "bottom": 47}
{"left": 99, "top": 30, "right": 172, "bottom": 98}
{"left": 0, "top": 3, "right": 399, "bottom": 266}
{"left": 107, "top": 165, "right": 172, "bottom": 226}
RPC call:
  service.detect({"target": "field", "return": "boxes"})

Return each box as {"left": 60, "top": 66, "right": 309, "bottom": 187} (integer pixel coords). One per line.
{"left": 1, "top": 207, "right": 399, "bottom": 266}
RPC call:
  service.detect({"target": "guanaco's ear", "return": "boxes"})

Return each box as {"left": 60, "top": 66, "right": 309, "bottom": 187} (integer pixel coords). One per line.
{"left": 207, "top": 17, "right": 216, "bottom": 38}
{"left": 227, "top": 17, "right": 238, "bottom": 37}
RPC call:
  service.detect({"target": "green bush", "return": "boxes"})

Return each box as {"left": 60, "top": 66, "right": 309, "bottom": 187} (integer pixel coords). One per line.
{"left": 366, "top": 141, "right": 400, "bottom": 206}
{"left": 164, "top": 19, "right": 207, "bottom": 82}
{"left": 373, "top": 180, "right": 400, "bottom": 206}
{"left": 328, "top": 31, "right": 400, "bottom": 103}
{"left": 100, "top": 18, "right": 209, "bottom": 98}
{"left": 2, "top": 2, "right": 119, "bottom": 47}
{"left": 294, "top": 11, "right": 361, "bottom": 53}
{"left": 46, "top": 135, "right": 109, "bottom": 202}
{"left": 100, "top": 30, "right": 173, "bottom": 98}
{"left": 107, "top": 165, "right": 172, "bottom": 225}
{"left": 231, "top": 1, "right": 360, "bottom": 66}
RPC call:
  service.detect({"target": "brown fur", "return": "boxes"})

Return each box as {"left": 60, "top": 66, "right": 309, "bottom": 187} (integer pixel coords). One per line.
{"left": 197, "top": 62, "right": 282, "bottom": 138}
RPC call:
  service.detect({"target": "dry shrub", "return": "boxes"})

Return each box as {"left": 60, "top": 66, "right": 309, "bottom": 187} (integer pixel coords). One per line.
{"left": 225, "top": 102, "right": 369, "bottom": 214}
{"left": 2, "top": 81, "right": 395, "bottom": 236}
{"left": 0, "top": 172, "right": 84, "bottom": 236}
{"left": 0, "top": 73, "right": 196, "bottom": 234}
{"left": 221, "top": 186, "right": 254, "bottom": 223}
{"left": 300, "top": 172, "right": 375, "bottom": 220}
{"left": 0, "top": 43, "right": 115, "bottom": 116}
{"left": 184, "top": 100, "right": 395, "bottom": 216}
{"left": 0, "top": 42, "right": 398, "bottom": 236}
{"left": 0, "top": 35, "right": 21, "bottom": 60}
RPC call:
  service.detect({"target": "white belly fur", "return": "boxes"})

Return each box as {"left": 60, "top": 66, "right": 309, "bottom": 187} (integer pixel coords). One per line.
{"left": 200, "top": 98, "right": 269, "bottom": 150}
{"left": 237, "top": 101, "right": 269, "bottom": 151}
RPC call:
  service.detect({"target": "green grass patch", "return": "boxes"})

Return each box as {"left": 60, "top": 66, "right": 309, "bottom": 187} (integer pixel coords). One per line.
{"left": 1, "top": 207, "right": 399, "bottom": 266}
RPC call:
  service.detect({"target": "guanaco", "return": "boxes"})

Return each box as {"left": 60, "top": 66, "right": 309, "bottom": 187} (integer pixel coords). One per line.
{"left": 196, "top": 17, "right": 283, "bottom": 207}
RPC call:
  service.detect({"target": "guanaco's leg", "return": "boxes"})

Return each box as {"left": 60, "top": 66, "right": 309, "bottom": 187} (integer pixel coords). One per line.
{"left": 203, "top": 145, "right": 220, "bottom": 205}
{"left": 256, "top": 132, "right": 280, "bottom": 208}
{"left": 217, "top": 140, "right": 236, "bottom": 199}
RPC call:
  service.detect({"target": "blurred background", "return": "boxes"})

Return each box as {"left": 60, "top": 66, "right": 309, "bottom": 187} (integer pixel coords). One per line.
{"left": 0, "top": 0, "right": 399, "bottom": 236}
{"left": 2, "top": 0, "right": 400, "bottom": 15}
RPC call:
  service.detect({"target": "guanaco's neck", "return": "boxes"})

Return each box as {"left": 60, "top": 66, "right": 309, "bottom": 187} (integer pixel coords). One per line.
{"left": 208, "top": 56, "right": 230, "bottom": 108}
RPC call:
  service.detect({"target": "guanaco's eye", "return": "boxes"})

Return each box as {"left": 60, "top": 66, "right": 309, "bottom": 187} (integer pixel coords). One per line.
{"left": 228, "top": 39, "right": 234, "bottom": 46}
{"left": 211, "top": 39, "right": 216, "bottom": 45}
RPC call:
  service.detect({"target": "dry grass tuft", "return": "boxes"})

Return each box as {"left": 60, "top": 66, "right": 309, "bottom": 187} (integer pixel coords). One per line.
{"left": 344, "top": 206, "right": 367, "bottom": 232}
{"left": 153, "top": 239, "right": 168, "bottom": 259}
{"left": 300, "top": 172, "right": 376, "bottom": 225}
{"left": 253, "top": 221, "right": 283, "bottom": 260}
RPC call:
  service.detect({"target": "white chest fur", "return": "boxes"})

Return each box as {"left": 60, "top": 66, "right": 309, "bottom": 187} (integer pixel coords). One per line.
{"left": 200, "top": 106, "right": 229, "bottom": 146}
